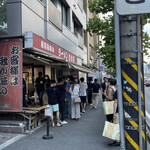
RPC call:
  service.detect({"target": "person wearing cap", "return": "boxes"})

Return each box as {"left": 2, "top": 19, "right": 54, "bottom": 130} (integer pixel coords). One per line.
{"left": 35, "top": 72, "right": 45, "bottom": 106}
{"left": 57, "top": 78, "right": 68, "bottom": 125}
{"left": 46, "top": 80, "right": 61, "bottom": 127}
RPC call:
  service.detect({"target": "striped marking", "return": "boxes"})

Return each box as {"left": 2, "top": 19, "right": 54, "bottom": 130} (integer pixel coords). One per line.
{"left": 123, "top": 91, "right": 145, "bottom": 118}
{"left": 124, "top": 110, "right": 145, "bottom": 140}
{"left": 124, "top": 58, "right": 143, "bottom": 81}
{"left": 129, "top": 120, "right": 145, "bottom": 140}
{"left": 125, "top": 131, "right": 139, "bottom": 150}
{"left": 122, "top": 71, "right": 144, "bottom": 100}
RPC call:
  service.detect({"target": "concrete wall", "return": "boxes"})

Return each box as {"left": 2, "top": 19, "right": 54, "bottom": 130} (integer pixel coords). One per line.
{"left": 0, "top": 0, "right": 87, "bottom": 65}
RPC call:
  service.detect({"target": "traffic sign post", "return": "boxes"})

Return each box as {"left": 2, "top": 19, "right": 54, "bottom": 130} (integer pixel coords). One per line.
{"left": 115, "top": 0, "right": 148, "bottom": 150}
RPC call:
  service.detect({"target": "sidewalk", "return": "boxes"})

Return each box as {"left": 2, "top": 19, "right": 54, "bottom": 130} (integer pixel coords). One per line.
{"left": 1, "top": 97, "right": 120, "bottom": 150}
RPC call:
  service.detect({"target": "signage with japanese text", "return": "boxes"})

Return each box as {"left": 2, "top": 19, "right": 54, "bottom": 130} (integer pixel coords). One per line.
{"left": 33, "top": 34, "right": 78, "bottom": 64}
{"left": 0, "top": 39, "right": 23, "bottom": 112}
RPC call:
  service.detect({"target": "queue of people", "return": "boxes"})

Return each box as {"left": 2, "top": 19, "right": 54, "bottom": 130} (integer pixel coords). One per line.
{"left": 23, "top": 72, "right": 102, "bottom": 126}
{"left": 23, "top": 72, "right": 120, "bottom": 146}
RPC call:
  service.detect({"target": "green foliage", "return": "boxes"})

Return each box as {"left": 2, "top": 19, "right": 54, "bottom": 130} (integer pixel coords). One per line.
{"left": 87, "top": 0, "right": 115, "bottom": 76}
{"left": 86, "top": 0, "right": 150, "bottom": 76}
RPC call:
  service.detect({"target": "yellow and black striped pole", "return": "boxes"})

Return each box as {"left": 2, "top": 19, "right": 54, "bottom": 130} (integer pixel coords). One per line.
{"left": 119, "top": 15, "right": 146, "bottom": 150}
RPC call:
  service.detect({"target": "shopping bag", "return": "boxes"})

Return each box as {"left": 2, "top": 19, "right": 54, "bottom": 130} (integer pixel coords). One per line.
{"left": 102, "top": 121, "right": 120, "bottom": 141}
{"left": 103, "top": 101, "right": 114, "bottom": 115}
{"left": 43, "top": 92, "right": 48, "bottom": 105}
{"left": 44, "top": 105, "right": 52, "bottom": 117}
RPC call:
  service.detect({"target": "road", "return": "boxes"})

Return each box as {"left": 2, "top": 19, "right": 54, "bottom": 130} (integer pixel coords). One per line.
{"left": 145, "top": 86, "right": 150, "bottom": 149}
{"left": 2, "top": 95, "right": 120, "bottom": 150}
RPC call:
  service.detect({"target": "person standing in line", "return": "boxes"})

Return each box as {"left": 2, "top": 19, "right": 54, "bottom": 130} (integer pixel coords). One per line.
{"left": 23, "top": 78, "right": 28, "bottom": 107}
{"left": 57, "top": 78, "right": 68, "bottom": 125}
{"left": 108, "top": 81, "right": 120, "bottom": 146}
{"left": 101, "top": 77, "right": 108, "bottom": 101}
{"left": 45, "top": 75, "right": 51, "bottom": 89}
{"left": 65, "top": 76, "right": 74, "bottom": 118}
{"left": 87, "top": 78, "right": 93, "bottom": 105}
{"left": 69, "top": 78, "right": 80, "bottom": 120}
{"left": 92, "top": 79, "right": 101, "bottom": 109}
{"left": 103, "top": 78, "right": 115, "bottom": 122}
{"left": 35, "top": 72, "right": 45, "bottom": 106}
{"left": 46, "top": 80, "right": 61, "bottom": 127}
{"left": 79, "top": 77, "right": 88, "bottom": 113}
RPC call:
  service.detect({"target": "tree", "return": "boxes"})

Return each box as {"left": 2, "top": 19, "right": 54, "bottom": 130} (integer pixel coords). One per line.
{"left": 86, "top": 0, "right": 150, "bottom": 76}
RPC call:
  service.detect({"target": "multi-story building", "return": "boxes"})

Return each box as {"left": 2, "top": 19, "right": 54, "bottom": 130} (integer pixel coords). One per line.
{"left": 0, "top": 0, "right": 98, "bottom": 113}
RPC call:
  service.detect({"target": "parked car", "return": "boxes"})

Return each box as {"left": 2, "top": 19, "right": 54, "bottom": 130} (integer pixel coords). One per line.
{"left": 146, "top": 80, "right": 150, "bottom": 87}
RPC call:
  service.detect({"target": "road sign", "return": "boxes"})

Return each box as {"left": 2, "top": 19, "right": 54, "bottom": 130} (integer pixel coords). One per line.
{"left": 115, "top": 0, "right": 150, "bottom": 15}
{"left": 99, "top": 66, "right": 104, "bottom": 71}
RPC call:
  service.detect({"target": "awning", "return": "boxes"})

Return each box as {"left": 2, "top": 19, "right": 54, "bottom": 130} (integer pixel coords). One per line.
{"left": 68, "top": 63, "right": 96, "bottom": 75}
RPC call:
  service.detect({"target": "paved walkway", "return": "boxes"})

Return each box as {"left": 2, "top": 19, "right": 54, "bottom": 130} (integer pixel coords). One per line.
{"left": 1, "top": 95, "right": 120, "bottom": 150}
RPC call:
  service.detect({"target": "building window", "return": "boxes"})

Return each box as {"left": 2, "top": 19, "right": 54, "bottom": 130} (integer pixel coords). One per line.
{"left": 73, "top": 14, "right": 83, "bottom": 37}
{"left": 61, "top": 3, "right": 68, "bottom": 27}
{"left": 50, "top": 0, "right": 57, "bottom": 7}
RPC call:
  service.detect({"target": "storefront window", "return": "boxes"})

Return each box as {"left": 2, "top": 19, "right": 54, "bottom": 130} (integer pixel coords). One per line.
{"left": 0, "top": 0, "right": 7, "bottom": 31}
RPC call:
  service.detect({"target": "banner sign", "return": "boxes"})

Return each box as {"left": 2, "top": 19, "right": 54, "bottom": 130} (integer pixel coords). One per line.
{"left": 0, "top": 39, "right": 23, "bottom": 112}
{"left": 32, "top": 33, "right": 78, "bottom": 64}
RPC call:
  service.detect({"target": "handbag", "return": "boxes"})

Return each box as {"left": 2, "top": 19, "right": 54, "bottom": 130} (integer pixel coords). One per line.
{"left": 103, "top": 101, "right": 114, "bottom": 115}
{"left": 102, "top": 121, "right": 120, "bottom": 141}
{"left": 74, "top": 97, "right": 81, "bottom": 103}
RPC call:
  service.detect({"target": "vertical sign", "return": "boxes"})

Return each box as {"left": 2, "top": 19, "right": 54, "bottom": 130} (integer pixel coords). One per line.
{"left": 0, "top": 39, "right": 23, "bottom": 112}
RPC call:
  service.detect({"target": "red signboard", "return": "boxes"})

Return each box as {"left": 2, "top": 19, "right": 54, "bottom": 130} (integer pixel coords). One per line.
{"left": 0, "top": 39, "right": 23, "bottom": 112}
{"left": 33, "top": 33, "right": 78, "bottom": 64}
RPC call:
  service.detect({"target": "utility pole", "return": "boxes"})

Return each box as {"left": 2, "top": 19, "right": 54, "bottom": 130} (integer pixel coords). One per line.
{"left": 115, "top": 1, "right": 149, "bottom": 149}
{"left": 120, "top": 14, "right": 146, "bottom": 150}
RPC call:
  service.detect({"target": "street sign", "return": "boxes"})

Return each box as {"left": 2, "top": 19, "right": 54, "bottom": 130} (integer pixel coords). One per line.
{"left": 99, "top": 66, "right": 104, "bottom": 71}
{"left": 116, "top": 0, "right": 150, "bottom": 15}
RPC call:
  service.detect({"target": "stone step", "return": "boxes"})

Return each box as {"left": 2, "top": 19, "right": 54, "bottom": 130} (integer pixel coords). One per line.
{"left": 0, "top": 120, "right": 27, "bottom": 133}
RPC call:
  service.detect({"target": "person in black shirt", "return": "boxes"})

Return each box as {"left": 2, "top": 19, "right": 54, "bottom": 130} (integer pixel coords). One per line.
{"left": 87, "top": 78, "right": 93, "bottom": 105}
{"left": 35, "top": 72, "right": 45, "bottom": 106}
{"left": 92, "top": 79, "right": 101, "bottom": 109}
{"left": 57, "top": 78, "right": 68, "bottom": 125}
{"left": 46, "top": 80, "right": 61, "bottom": 127}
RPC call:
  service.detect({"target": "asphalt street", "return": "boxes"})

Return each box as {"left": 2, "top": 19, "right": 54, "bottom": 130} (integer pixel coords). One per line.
{"left": 2, "top": 95, "right": 120, "bottom": 150}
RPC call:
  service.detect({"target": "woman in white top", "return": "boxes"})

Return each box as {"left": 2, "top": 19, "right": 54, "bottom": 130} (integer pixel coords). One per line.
{"left": 79, "top": 77, "right": 87, "bottom": 113}
{"left": 69, "top": 78, "right": 80, "bottom": 120}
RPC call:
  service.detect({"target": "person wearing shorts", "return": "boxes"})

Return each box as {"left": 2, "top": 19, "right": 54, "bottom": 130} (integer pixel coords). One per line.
{"left": 79, "top": 77, "right": 87, "bottom": 113}
{"left": 46, "top": 80, "right": 61, "bottom": 127}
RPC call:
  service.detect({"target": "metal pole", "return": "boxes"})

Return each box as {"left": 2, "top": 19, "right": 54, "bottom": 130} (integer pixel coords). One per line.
{"left": 114, "top": 10, "right": 126, "bottom": 150}
{"left": 137, "top": 15, "right": 143, "bottom": 150}
{"left": 43, "top": 116, "right": 53, "bottom": 139}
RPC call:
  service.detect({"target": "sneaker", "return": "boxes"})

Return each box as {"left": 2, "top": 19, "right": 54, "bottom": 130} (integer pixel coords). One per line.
{"left": 60, "top": 120, "right": 68, "bottom": 125}
{"left": 82, "top": 110, "right": 85, "bottom": 113}
{"left": 90, "top": 104, "right": 93, "bottom": 106}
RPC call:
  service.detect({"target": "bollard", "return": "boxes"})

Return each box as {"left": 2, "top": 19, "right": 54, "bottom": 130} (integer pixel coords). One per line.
{"left": 43, "top": 105, "right": 53, "bottom": 139}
